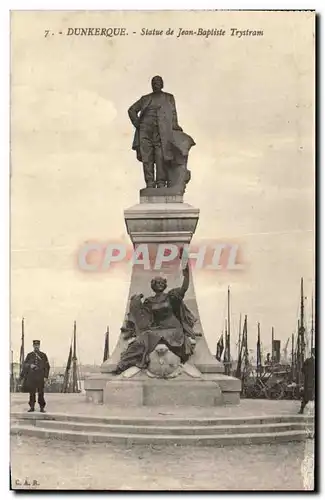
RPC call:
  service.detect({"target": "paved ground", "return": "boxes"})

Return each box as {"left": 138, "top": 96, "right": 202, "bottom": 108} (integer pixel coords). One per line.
{"left": 11, "top": 435, "right": 314, "bottom": 491}
{"left": 10, "top": 394, "right": 315, "bottom": 491}
{"left": 10, "top": 393, "right": 313, "bottom": 418}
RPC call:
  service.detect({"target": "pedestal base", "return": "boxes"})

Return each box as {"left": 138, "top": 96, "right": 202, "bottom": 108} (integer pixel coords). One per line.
{"left": 85, "top": 372, "right": 241, "bottom": 406}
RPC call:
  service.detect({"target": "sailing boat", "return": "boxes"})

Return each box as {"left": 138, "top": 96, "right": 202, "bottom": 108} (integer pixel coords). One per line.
{"left": 62, "top": 321, "right": 81, "bottom": 393}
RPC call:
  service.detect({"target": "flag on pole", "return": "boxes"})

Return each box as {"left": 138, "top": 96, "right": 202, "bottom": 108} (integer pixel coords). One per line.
{"left": 216, "top": 334, "right": 224, "bottom": 361}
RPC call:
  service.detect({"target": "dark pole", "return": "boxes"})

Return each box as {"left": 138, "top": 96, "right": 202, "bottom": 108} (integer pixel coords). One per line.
{"left": 103, "top": 326, "right": 109, "bottom": 363}
{"left": 10, "top": 349, "right": 14, "bottom": 392}
{"left": 296, "top": 319, "right": 301, "bottom": 385}
{"left": 311, "top": 292, "right": 314, "bottom": 353}
{"left": 242, "top": 315, "right": 248, "bottom": 393}
{"left": 226, "top": 286, "right": 231, "bottom": 375}
{"left": 224, "top": 319, "right": 228, "bottom": 375}
{"left": 72, "top": 321, "right": 77, "bottom": 393}
{"left": 20, "top": 317, "right": 25, "bottom": 374}
{"left": 291, "top": 332, "right": 295, "bottom": 381}
{"left": 106, "top": 325, "right": 110, "bottom": 358}
{"left": 300, "top": 278, "right": 305, "bottom": 363}
{"left": 237, "top": 313, "right": 242, "bottom": 362}
{"left": 257, "top": 322, "right": 261, "bottom": 377}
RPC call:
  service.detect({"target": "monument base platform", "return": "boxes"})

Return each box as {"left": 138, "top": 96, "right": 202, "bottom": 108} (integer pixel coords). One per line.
{"left": 11, "top": 394, "right": 314, "bottom": 447}
{"left": 84, "top": 372, "right": 241, "bottom": 406}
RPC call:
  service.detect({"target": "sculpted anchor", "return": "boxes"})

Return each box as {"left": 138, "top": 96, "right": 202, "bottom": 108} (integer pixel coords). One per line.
{"left": 128, "top": 75, "right": 195, "bottom": 192}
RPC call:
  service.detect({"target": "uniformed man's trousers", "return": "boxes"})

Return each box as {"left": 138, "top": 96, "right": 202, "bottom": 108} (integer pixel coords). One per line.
{"left": 29, "top": 381, "right": 46, "bottom": 410}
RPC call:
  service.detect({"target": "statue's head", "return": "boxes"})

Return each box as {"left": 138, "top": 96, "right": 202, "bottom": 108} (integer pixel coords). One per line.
{"left": 151, "top": 276, "right": 167, "bottom": 293}
{"left": 151, "top": 75, "right": 164, "bottom": 92}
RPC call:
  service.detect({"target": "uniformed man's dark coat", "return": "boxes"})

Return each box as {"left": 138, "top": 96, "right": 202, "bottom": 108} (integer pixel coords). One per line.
{"left": 21, "top": 351, "right": 50, "bottom": 392}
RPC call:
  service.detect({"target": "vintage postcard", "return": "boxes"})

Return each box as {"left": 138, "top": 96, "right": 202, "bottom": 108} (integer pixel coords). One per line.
{"left": 10, "top": 10, "right": 315, "bottom": 491}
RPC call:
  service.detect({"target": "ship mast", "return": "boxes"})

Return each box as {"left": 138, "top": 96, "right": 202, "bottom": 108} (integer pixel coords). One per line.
{"left": 257, "top": 322, "right": 262, "bottom": 377}
{"left": 72, "top": 320, "right": 78, "bottom": 393}
{"left": 300, "top": 277, "right": 305, "bottom": 365}
{"left": 61, "top": 342, "right": 72, "bottom": 393}
{"left": 291, "top": 332, "right": 295, "bottom": 380}
{"left": 310, "top": 292, "right": 314, "bottom": 353}
{"left": 103, "top": 325, "right": 110, "bottom": 363}
{"left": 19, "top": 317, "right": 25, "bottom": 376}
{"left": 237, "top": 313, "right": 242, "bottom": 362}
{"left": 225, "top": 286, "right": 231, "bottom": 375}
{"left": 224, "top": 319, "right": 228, "bottom": 374}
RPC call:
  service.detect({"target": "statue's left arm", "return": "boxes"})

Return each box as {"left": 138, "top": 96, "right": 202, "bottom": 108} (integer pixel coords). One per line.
{"left": 170, "top": 95, "right": 183, "bottom": 132}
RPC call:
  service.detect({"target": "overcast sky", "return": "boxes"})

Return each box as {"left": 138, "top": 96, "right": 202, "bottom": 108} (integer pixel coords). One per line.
{"left": 11, "top": 11, "right": 314, "bottom": 365}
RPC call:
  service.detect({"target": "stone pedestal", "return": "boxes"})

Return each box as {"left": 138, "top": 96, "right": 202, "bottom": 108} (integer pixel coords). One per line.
{"left": 85, "top": 372, "right": 239, "bottom": 406}
{"left": 103, "top": 377, "right": 223, "bottom": 407}
{"left": 85, "top": 190, "right": 241, "bottom": 405}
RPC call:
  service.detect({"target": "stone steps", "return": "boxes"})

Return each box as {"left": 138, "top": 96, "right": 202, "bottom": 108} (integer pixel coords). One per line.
{"left": 15, "top": 419, "right": 313, "bottom": 436}
{"left": 10, "top": 411, "right": 314, "bottom": 446}
{"left": 10, "top": 424, "right": 313, "bottom": 446}
{"left": 10, "top": 411, "right": 314, "bottom": 427}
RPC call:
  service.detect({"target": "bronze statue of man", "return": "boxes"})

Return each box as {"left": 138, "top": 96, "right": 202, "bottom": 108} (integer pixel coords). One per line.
{"left": 128, "top": 75, "right": 195, "bottom": 190}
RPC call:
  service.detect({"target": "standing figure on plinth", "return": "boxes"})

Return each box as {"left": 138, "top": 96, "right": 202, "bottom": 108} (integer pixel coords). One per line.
{"left": 112, "top": 262, "right": 197, "bottom": 375}
{"left": 128, "top": 75, "right": 195, "bottom": 191}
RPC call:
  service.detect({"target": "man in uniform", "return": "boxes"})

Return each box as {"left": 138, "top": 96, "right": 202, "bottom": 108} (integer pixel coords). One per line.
{"left": 128, "top": 75, "right": 195, "bottom": 189}
{"left": 298, "top": 348, "right": 315, "bottom": 414}
{"left": 20, "top": 340, "right": 50, "bottom": 413}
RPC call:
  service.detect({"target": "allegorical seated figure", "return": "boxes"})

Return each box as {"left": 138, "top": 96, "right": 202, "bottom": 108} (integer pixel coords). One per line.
{"left": 112, "top": 263, "right": 197, "bottom": 375}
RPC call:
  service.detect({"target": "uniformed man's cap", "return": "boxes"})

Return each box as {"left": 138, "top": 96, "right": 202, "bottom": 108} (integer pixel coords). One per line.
{"left": 33, "top": 340, "right": 40, "bottom": 345}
